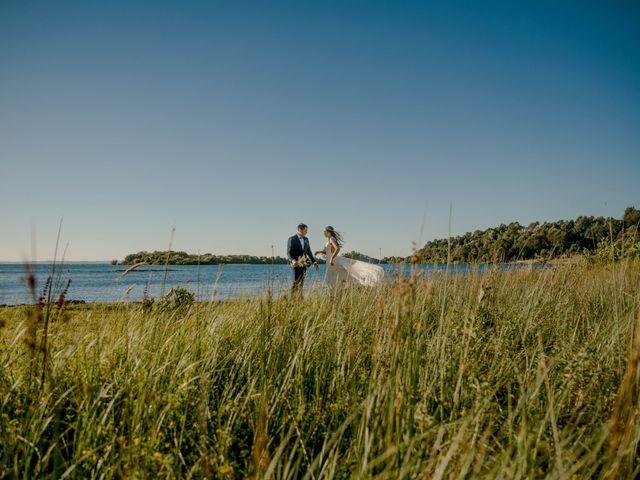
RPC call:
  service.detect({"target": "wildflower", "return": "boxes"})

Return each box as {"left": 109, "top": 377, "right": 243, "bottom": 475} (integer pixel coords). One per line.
{"left": 219, "top": 465, "right": 233, "bottom": 475}
{"left": 26, "top": 270, "right": 36, "bottom": 292}
{"left": 56, "top": 279, "right": 71, "bottom": 308}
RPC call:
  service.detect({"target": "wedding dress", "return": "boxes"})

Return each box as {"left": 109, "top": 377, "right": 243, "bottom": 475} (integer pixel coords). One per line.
{"left": 324, "top": 243, "right": 384, "bottom": 288}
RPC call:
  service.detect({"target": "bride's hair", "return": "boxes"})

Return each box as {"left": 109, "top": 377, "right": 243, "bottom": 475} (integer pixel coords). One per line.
{"left": 325, "top": 226, "right": 344, "bottom": 247}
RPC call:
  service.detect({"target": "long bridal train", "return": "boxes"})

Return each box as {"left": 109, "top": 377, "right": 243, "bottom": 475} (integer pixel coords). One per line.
{"left": 323, "top": 245, "right": 384, "bottom": 288}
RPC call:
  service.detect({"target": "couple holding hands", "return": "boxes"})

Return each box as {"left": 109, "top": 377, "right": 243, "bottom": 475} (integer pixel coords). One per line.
{"left": 287, "top": 223, "right": 384, "bottom": 296}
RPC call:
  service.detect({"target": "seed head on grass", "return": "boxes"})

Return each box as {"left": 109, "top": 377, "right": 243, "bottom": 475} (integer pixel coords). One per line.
{"left": 38, "top": 276, "right": 51, "bottom": 307}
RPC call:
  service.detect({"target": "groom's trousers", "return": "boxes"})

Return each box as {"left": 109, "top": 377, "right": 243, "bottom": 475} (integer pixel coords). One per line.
{"left": 292, "top": 267, "right": 307, "bottom": 296}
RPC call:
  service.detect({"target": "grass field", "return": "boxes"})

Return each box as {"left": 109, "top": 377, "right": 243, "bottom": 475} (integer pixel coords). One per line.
{"left": 1, "top": 262, "right": 639, "bottom": 479}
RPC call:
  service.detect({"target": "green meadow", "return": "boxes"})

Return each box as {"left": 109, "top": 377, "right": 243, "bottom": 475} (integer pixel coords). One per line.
{"left": 1, "top": 262, "right": 639, "bottom": 479}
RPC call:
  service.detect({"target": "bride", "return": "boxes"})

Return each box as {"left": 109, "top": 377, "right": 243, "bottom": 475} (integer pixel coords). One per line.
{"left": 314, "top": 226, "right": 384, "bottom": 288}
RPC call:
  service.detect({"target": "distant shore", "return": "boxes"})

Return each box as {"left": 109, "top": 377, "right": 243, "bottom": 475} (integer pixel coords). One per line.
{"left": 511, "top": 255, "right": 583, "bottom": 266}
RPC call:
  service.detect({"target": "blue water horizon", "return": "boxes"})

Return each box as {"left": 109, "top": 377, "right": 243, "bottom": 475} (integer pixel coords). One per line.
{"left": 0, "top": 262, "right": 541, "bottom": 305}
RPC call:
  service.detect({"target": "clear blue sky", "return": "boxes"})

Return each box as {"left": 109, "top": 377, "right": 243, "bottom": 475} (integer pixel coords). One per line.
{"left": 1, "top": 0, "right": 639, "bottom": 261}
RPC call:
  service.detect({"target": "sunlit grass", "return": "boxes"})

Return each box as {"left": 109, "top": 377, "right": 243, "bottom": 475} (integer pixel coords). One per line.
{"left": 1, "top": 262, "right": 639, "bottom": 478}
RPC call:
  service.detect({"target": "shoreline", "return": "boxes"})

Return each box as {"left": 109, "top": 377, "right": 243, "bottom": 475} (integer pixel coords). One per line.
{"left": 0, "top": 262, "right": 558, "bottom": 307}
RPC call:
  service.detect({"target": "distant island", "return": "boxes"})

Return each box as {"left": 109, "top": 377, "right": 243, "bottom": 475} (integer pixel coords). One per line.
{"left": 113, "top": 250, "right": 387, "bottom": 265}
{"left": 389, "top": 206, "right": 640, "bottom": 264}
{"left": 113, "top": 252, "right": 289, "bottom": 265}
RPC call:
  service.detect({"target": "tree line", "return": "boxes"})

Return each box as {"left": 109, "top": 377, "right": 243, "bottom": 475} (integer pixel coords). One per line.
{"left": 113, "top": 251, "right": 291, "bottom": 265}
{"left": 113, "top": 207, "right": 639, "bottom": 266}
{"left": 385, "top": 206, "right": 640, "bottom": 264}
{"left": 114, "top": 250, "right": 387, "bottom": 265}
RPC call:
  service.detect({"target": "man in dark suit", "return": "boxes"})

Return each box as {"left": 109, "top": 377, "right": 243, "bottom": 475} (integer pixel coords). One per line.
{"left": 287, "top": 223, "right": 318, "bottom": 296}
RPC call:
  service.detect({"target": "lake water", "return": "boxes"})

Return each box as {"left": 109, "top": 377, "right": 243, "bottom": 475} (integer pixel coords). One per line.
{"left": 0, "top": 262, "right": 532, "bottom": 305}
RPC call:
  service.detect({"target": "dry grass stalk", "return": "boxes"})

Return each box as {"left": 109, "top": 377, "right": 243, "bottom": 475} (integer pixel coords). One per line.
{"left": 605, "top": 308, "right": 640, "bottom": 479}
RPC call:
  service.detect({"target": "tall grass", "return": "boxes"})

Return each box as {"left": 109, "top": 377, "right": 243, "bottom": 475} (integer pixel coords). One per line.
{"left": 1, "top": 262, "right": 639, "bottom": 478}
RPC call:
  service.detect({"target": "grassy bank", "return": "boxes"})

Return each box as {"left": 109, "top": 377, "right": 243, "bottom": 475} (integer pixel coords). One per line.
{"left": 1, "top": 263, "right": 639, "bottom": 478}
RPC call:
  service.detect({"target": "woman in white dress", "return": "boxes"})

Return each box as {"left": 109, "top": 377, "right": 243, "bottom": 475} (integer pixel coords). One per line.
{"left": 314, "top": 226, "right": 384, "bottom": 289}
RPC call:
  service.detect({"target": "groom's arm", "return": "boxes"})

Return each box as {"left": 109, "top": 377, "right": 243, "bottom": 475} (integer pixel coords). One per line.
{"left": 287, "top": 237, "right": 296, "bottom": 264}
{"left": 305, "top": 242, "right": 317, "bottom": 264}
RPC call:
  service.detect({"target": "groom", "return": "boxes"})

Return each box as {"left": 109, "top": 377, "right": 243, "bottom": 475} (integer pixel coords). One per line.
{"left": 287, "top": 223, "right": 318, "bottom": 296}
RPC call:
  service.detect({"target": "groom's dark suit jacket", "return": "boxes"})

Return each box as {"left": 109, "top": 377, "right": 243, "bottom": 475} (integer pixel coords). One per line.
{"left": 287, "top": 235, "right": 316, "bottom": 266}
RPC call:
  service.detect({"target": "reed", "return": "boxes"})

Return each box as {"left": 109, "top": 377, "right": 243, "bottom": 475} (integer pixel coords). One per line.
{"left": 0, "top": 262, "right": 639, "bottom": 478}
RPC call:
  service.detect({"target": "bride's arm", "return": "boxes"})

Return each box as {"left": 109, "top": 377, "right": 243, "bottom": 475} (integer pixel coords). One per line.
{"left": 329, "top": 238, "right": 340, "bottom": 265}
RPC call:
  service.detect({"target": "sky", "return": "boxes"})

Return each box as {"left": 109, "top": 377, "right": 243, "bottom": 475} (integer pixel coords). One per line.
{"left": 1, "top": 0, "right": 639, "bottom": 261}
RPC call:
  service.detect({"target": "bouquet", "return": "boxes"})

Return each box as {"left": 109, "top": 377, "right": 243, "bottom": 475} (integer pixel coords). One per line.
{"left": 294, "top": 256, "right": 310, "bottom": 268}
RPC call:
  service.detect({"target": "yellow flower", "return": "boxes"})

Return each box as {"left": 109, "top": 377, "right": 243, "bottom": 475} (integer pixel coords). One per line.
{"left": 152, "top": 452, "right": 163, "bottom": 462}
{"left": 219, "top": 465, "right": 233, "bottom": 475}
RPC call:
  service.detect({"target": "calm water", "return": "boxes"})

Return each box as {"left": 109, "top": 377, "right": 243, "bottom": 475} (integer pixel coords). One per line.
{"left": 0, "top": 262, "right": 531, "bottom": 305}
